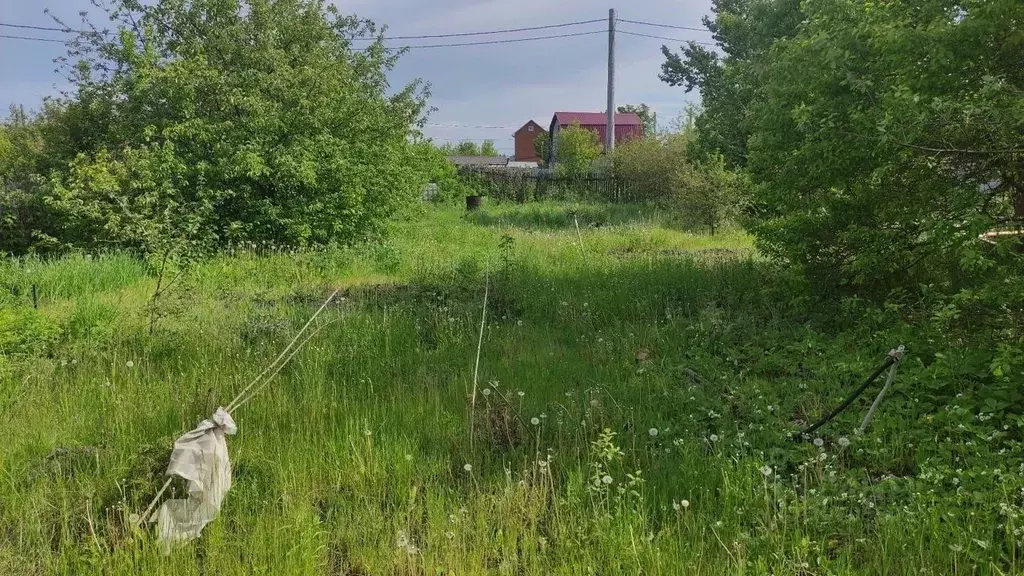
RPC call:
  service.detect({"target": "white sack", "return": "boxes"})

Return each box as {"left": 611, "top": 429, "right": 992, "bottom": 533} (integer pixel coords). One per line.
{"left": 154, "top": 407, "right": 237, "bottom": 553}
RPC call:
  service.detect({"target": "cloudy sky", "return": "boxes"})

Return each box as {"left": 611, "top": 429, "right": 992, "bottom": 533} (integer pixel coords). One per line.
{"left": 0, "top": 0, "right": 712, "bottom": 154}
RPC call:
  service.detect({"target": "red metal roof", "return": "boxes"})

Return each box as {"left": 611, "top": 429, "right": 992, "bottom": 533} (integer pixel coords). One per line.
{"left": 552, "top": 112, "right": 642, "bottom": 127}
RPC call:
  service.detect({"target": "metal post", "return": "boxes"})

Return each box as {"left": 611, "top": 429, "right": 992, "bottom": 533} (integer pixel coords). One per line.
{"left": 859, "top": 345, "right": 906, "bottom": 434}
{"left": 606, "top": 8, "right": 616, "bottom": 153}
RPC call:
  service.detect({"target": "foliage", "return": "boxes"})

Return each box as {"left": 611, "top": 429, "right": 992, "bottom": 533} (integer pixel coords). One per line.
{"left": 617, "top": 103, "right": 656, "bottom": 136}
{"left": 533, "top": 131, "right": 550, "bottom": 165}
{"left": 610, "top": 131, "right": 746, "bottom": 232}
{"left": 6, "top": 0, "right": 433, "bottom": 257}
{"left": 438, "top": 140, "right": 501, "bottom": 157}
{"left": 1, "top": 203, "right": 1021, "bottom": 573}
{"left": 553, "top": 123, "right": 601, "bottom": 179}
{"left": 745, "top": 0, "right": 1024, "bottom": 293}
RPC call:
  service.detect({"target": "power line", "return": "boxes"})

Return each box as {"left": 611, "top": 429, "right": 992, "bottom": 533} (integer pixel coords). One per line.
{"left": 0, "top": 22, "right": 72, "bottom": 32}
{"left": 618, "top": 19, "right": 709, "bottom": 33}
{"left": 427, "top": 122, "right": 517, "bottom": 130}
{"left": 354, "top": 18, "right": 604, "bottom": 40}
{"left": 0, "top": 33, "right": 66, "bottom": 43}
{"left": 618, "top": 30, "right": 716, "bottom": 47}
{"left": 360, "top": 30, "right": 603, "bottom": 50}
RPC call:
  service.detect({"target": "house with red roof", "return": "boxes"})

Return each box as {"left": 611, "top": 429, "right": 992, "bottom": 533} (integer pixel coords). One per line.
{"left": 547, "top": 112, "right": 644, "bottom": 164}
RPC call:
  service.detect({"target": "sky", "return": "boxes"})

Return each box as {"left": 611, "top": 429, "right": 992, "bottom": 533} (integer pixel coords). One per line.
{"left": 0, "top": 1, "right": 712, "bottom": 154}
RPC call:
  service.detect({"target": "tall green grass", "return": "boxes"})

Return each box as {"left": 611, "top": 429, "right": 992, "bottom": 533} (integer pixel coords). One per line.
{"left": 0, "top": 203, "right": 1018, "bottom": 574}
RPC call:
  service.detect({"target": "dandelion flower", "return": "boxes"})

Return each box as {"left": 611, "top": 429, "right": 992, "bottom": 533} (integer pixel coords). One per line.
{"left": 517, "top": 320, "right": 523, "bottom": 326}
{"left": 481, "top": 388, "right": 491, "bottom": 397}
{"left": 518, "top": 390, "right": 525, "bottom": 397}
{"left": 649, "top": 428, "right": 659, "bottom": 437}
{"left": 709, "top": 434, "right": 719, "bottom": 442}
{"left": 601, "top": 475, "right": 613, "bottom": 485}
{"left": 813, "top": 437, "right": 824, "bottom": 447}
{"left": 838, "top": 437, "right": 850, "bottom": 448}
{"left": 463, "top": 463, "right": 472, "bottom": 472}
{"left": 681, "top": 499, "right": 690, "bottom": 509}
{"left": 760, "top": 465, "right": 773, "bottom": 477}
{"left": 125, "top": 360, "right": 135, "bottom": 368}
{"left": 396, "top": 531, "right": 409, "bottom": 549}
{"left": 531, "top": 417, "right": 540, "bottom": 426}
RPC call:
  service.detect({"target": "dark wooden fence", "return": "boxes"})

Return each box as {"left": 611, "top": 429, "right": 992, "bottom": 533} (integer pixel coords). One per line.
{"left": 459, "top": 167, "right": 655, "bottom": 204}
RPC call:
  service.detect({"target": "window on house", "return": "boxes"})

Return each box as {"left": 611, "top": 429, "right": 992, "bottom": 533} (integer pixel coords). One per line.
{"left": 528, "top": 125, "right": 534, "bottom": 132}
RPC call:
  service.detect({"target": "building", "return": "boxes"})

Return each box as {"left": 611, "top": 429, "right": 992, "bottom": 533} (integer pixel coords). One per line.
{"left": 547, "top": 112, "right": 644, "bottom": 163}
{"left": 513, "top": 120, "right": 546, "bottom": 162}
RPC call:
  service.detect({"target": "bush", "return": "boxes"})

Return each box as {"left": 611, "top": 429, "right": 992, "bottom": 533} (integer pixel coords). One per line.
{"left": 611, "top": 132, "right": 746, "bottom": 232}
{"left": 4, "top": 0, "right": 436, "bottom": 256}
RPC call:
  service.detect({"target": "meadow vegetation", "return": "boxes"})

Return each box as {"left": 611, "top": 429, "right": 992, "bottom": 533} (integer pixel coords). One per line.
{"left": 1, "top": 202, "right": 1022, "bottom": 574}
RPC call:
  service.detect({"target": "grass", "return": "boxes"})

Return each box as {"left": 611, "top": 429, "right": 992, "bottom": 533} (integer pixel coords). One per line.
{"left": 0, "top": 202, "right": 1020, "bottom": 574}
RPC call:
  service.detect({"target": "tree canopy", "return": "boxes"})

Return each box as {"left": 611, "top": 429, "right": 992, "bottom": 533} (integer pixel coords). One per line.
{"left": 2, "top": 0, "right": 435, "bottom": 256}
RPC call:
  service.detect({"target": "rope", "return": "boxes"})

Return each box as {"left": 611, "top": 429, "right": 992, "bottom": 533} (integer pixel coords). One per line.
{"left": 792, "top": 346, "right": 904, "bottom": 440}
{"left": 226, "top": 289, "right": 339, "bottom": 412}
{"left": 139, "top": 289, "right": 340, "bottom": 526}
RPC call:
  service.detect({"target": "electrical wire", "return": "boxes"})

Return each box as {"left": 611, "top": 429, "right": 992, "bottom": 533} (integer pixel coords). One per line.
{"left": 618, "top": 29, "right": 716, "bottom": 47}
{"left": 0, "top": 22, "right": 72, "bottom": 32}
{"left": 353, "top": 18, "right": 604, "bottom": 40}
{"left": 618, "top": 19, "right": 709, "bottom": 33}
{"left": 361, "top": 30, "right": 603, "bottom": 50}
{"left": 0, "top": 33, "right": 66, "bottom": 43}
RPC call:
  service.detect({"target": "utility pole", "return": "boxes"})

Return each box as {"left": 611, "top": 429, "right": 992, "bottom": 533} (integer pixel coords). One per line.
{"left": 606, "top": 8, "right": 616, "bottom": 153}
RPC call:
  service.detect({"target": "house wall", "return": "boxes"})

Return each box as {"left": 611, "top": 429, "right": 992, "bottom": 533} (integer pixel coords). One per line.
{"left": 514, "top": 122, "right": 544, "bottom": 162}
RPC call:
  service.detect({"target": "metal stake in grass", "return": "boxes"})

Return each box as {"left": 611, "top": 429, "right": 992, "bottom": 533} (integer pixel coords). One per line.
{"left": 469, "top": 267, "right": 489, "bottom": 450}
{"left": 573, "top": 215, "right": 587, "bottom": 263}
{"left": 859, "top": 345, "right": 905, "bottom": 434}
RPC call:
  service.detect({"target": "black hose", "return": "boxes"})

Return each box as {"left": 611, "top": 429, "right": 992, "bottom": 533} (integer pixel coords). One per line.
{"left": 792, "top": 355, "right": 897, "bottom": 440}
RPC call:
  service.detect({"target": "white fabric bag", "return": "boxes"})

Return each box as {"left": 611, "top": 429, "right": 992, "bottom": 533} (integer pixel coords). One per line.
{"left": 153, "top": 407, "right": 237, "bottom": 553}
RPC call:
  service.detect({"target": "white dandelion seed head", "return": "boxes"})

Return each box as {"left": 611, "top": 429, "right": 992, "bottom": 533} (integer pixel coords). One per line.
{"left": 125, "top": 360, "right": 134, "bottom": 368}
{"left": 517, "top": 320, "right": 523, "bottom": 326}
{"left": 672, "top": 500, "right": 681, "bottom": 511}
{"left": 760, "top": 465, "right": 773, "bottom": 477}
{"left": 481, "top": 388, "right": 491, "bottom": 396}
{"left": 601, "top": 475, "right": 613, "bottom": 485}
{"left": 463, "top": 463, "right": 472, "bottom": 472}
{"left": 649, "top": 428, "right": 659, "bottom": 437}
{"left": 709, "top": 434, "right": 719, "bottom": 442}
{"left": 838, "top": 437, "right": 851, "bottom": 447}
{"left": 813, "top": 437, "right": 824, "bottom": 447}
{"left": 531, "top": 417, "right": 540, "bottom": 425}
{"left": 518, "top": 390, "right": 525, "bottom": 397}
{"left": 681, "top": 499, "right": 690, "bottom": 509}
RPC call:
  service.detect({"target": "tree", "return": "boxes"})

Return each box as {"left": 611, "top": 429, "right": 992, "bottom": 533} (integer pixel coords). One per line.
{"left": 479, "top": 140, "right": 499, "bottom": 156}
{"left": 534, "top": 131, "right": 550, "bottom": 165}
{"left": 553, "top": 123, "right": 601, "bottom": 178}
{"left": 659, "top": 0, "right": 802, "bottom": 166}
{"left": 454, "top": 141, "right": 481, "bottom": 155}
{"left": 617, "top": 104, "right": 656, "bottom": 136}
{"left": 35, "top": 0, "right": 432, "bottom": 255}
{"left": 744, "top": 0, "right": 1024, "bottom": 290}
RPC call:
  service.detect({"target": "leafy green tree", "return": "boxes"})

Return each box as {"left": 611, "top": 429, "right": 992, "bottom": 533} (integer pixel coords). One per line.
{"left": 553, "top": 123, "right": 601, "bottom": 178}
{"left": 660, "top": 0, "right": 802, "bottom": 166}
{"left": 479, "top": 140, "right": 499, "bottom": 157}
{"left": 533, "top": 131, "right": 550, "bottom": 165}
{"left": 745, "top": 0, "right": 1024, "bottom": 291}
{"left": 454, "top": 141, "right": 481, "bottom": 155}
{"left": 40, "top": 0, "right": 432, "bottom": 254}
{"left": 617, "top": 104, "right": 656, "bottom": 136}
